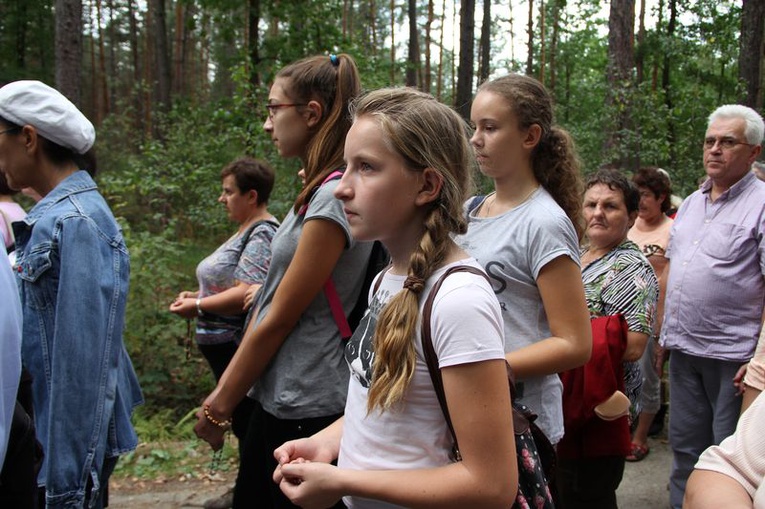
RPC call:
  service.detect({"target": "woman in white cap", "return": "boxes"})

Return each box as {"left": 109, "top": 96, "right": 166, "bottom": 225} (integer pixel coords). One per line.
{"left": 0, "top": 80, "right": 143, "bottom": 509}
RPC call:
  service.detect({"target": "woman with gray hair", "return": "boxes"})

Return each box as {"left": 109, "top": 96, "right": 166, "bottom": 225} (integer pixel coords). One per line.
{"left": 0, "top": 80, "right": 142, "bottom": 509}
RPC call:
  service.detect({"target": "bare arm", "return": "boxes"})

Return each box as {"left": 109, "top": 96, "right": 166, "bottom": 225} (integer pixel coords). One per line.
{"left": 278, "top": 359, "right": 517, "bottom": 509}
{"left": 684, "top": 470, "right": 753, "bottom": 509}
{"left": 506, "top": 255, "right": 592, "bottom": 378}
{"left": 623, "top": 331, "right": 650, "bottom": 362}
{"left": 169, "top": 283, "right": 258, "bottom": 318}
{"left": 202, "top": 218, "right": 346, "bottom": 417}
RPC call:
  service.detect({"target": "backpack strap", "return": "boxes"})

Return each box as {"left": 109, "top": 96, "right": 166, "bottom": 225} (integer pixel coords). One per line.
{"left": 421, "top": 265, "right": 532, "bottom": 462}
{"left": 421, "top": 265, "right": 488, "bottom": 460}
{"left": 295, "top": 170, "right": 354, "bottom": 339}
{"left": 467, "top": 195, "right": 486, "bottom": 216}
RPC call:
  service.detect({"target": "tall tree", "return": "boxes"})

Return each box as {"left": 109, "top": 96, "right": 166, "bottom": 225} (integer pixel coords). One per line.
{"left": 149, "top": 0, "right": 171, "bottom": 112}
{"left": 424, "top": 0, "right": 434, "bottom": 93}
{"left": 549, "top": 0, "right": 563, "bottom": 92}
{"left": 455, "top": 0, "right": 475, "bottom": 118}
{"left": 739, "top": 0, "right": 765, "bottom": 109}
{"left": 55, "top": 0, "right": 83, "bottom": 106}
{"left": 406, "top": 0, "right": 419, "bottom": 87}
{"left": 636, "top": 0, "right": 646, "bottom": 84}
{"left": 478, "top": 0, "right": 491, "bottom": 84}
{"left": 526, "top": 0, "right": 534, "bottom": 75}
{"left": 248, "top": 0, "right": 261, "bottom": 87}
{"left": 604, "top": 0, "right": 635, "bottom": 167}
{"left": 662, "top": 0, "right": 677, "bottom": 169}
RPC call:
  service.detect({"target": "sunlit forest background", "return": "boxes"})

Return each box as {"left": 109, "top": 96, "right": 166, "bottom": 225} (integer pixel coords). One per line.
{"left": 0, "top": 0, "right": 762, "bottom": 419}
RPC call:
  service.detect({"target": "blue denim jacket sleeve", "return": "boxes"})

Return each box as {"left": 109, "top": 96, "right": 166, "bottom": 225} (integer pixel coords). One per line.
{"left": 43, "top": 215, "right": 129, "bottom": 506}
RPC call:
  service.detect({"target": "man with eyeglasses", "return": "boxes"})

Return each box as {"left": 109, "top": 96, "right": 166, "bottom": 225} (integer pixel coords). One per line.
{"left": 658, "top": 104, "right": 765, "bottom": 509}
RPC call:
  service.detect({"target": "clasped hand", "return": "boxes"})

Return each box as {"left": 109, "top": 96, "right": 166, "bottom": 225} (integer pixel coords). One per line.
{"left": 273, "top": 438, "right": 342, "bottom": 509}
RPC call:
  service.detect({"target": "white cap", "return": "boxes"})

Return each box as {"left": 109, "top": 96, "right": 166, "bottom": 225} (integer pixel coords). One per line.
{"left": 0, "top": 80, "right": 95, "bottom": 154}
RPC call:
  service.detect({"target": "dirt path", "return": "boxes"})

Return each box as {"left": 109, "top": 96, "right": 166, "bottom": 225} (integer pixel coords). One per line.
{"left": 110, "top": 435, "right": 673, "bottom": 508}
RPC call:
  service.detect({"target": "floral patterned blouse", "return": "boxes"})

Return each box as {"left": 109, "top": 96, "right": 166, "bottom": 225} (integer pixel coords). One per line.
{"left": 581, "top": 239, "right": 659, "bottom": 415}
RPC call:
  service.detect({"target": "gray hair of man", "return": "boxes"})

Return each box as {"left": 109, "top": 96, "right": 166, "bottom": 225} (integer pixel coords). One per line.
{"left": 708, "top": 104, "right": 765, "bottom": 145}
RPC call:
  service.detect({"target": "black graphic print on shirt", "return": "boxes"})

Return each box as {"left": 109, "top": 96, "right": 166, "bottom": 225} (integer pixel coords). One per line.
{"left": 344, "top": 287, "right": 390, "bottom": 388}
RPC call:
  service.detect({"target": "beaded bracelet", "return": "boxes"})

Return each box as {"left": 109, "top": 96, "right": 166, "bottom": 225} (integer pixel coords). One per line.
{"left": 203, "top": 405, "right": 232, "bottom": 429}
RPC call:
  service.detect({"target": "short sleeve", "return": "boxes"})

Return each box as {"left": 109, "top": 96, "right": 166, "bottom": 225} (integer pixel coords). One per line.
{"left": 429, "top": 273, "right": 506, "bottom": 368}
{"left": 234, "top": 222, "right": 277, "bottom": 285}
{"left": 601, "top": 253, "right": 658, "bottom": 335}
{"left": 303, "top": 180, "right": 354, "bottom": 248}
{"left": 527, "top": 212, "right": 581, "bottom": 279}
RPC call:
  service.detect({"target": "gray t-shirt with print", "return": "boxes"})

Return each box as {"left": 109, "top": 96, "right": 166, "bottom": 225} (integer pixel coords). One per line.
{"left": 453, "top": 187, "right": 579, "bottom": 443}
{"left": 251, "top": 179, "right": 373, "bottom": 420}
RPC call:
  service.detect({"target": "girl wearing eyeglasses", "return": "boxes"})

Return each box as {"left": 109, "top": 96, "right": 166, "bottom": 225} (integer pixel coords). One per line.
{"left": 194, "top": 53, "right": 372, "bottom": 509}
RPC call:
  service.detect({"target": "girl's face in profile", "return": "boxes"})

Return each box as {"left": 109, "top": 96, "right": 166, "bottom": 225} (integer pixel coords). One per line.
{"left": 469, "top": 91, "right": 533, "bottom": 179}
{"left": 263, "top": 78, "right": 312, "bottom": 161}
{"left": 335, "top": 116, "right": 426, "bottom": 246}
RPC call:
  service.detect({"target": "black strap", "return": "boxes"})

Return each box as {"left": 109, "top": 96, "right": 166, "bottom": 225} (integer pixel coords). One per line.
{"left": 420, "top": 266, "right": 531, "bottom": 461}
{"left": 421, "top": 265, "right": 489, "bottom": 460}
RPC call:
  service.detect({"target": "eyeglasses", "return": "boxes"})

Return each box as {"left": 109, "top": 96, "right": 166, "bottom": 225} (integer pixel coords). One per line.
{"left": 703, "top": 136, "right": 754, "bottom": 150}
{"left": 0, "top": 127, "right": 19, "bottom": 136}
{"left": 266, "top": 103, "right": 306, "bottom": 119}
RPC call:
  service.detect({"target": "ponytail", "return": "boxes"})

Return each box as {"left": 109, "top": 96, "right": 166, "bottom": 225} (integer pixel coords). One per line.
{"left": 532, "top": 127, "right": 583, "bottom": 240}
{"left": 277, "top": 53, "right": 361, "bottom": 213}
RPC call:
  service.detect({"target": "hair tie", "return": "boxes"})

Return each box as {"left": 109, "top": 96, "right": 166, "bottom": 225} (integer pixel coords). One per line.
{"left": 329, "top": 54, "right": 340, "bottom": 67}
{"left": 403, "top": 276, "right": 425, "bottom": 294}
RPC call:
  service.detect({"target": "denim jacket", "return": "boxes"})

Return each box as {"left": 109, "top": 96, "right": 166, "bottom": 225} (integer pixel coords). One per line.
{"left": 12, "top": 171, "right": 143, "bottom": 508}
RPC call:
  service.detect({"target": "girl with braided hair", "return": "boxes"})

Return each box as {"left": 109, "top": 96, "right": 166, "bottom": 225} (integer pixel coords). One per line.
{"left": 272, "top": 88, "right": 517, "bottom": 509}
{"left": 455, "top": 73, "right": 592, "bottom": 445}
{"left": 194, "top": 54, "right": 373, "bottom": 509}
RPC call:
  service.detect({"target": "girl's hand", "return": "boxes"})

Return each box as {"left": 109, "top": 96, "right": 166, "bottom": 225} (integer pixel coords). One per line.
{"left": 273, "top": 437, "right": 336, "bottom": 483}
{"left": 169, "top": 297, "right": 197, "bottom": 319}
{"left": 243, "top": 284, "right": 258, "bottom": 310}
{"left": 193, "top": 391, "right": 228, "bottom": 451}
{"left": 278, "top": 462, "right": 342, "bottom": 509}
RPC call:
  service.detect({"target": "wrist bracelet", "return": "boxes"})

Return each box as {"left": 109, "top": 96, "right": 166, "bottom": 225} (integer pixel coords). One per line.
{"left": 203, "top": 405, "right": 232, "bottom": 429}
{"left": 196, "top": 297, "right": 205, "bottom": 317}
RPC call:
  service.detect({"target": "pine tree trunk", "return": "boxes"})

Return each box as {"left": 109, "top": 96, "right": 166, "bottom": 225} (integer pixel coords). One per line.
{"left": 436, "top": 0, "right": 446, "bottom": 99}
{"left": 150, "top": 0, "right": 171, "bottom": 113}
{"left": 406, "top": 0, "right": 419, "bottom": 87}
{"left": 636, "top": 0, "right": 646, "bottom": 84}
{"left": 390, "top": 0, "right": 395, "bottom": 84}
{"left": 96, "top": 0, "right": 109, "bottom": 118}
{"left": 455, "top": 0, "right": 475, "bottom": 118}
{"left": 425, "top": 0, "right": 434, "bottom": 93}
{"left": 539, "top": 0, "right": 546, "bottom": 83}
{"left": 662, "top": 0, "right": 677, "bottom": 169}
{"left": 248, "top": 0, "right": 261, "bottom": 87}
{"left": 526, "top": 0, "right": 534, "bottom": 75}
{"left": 604, "top": 0, "right": 635, "bottom": 167}
{"left": 55, "top": 0, "right": 83, "bottom": 106}
{"left": 550, "top": 0, "right": 561, "bottom": 92}
{"left": 739, "top": 0, "right": 765, "bottom": 109}
{"left": 479, "top": 0, "right": 491, "bottom": 84}
{"left": 126, "top": 0, "right": 144, "bottom": 137}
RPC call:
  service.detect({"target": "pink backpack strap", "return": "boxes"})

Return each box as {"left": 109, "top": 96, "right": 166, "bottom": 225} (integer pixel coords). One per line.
{"left": 324, "top": 278, "right": 352, "bottom": 340}
{"left": 296, "top": 169, "right": 352, "bottom": 339}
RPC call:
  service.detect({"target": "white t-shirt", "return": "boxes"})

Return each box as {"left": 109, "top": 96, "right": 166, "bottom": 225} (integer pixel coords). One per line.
{"left": 454, "top": 187, "right": 580, "bottom": 443}
{"left": 338, "top": 259, "right": 506, "bottom": 509}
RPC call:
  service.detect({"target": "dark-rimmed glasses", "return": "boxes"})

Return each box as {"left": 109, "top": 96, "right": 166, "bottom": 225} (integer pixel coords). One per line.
{"left": 0, "top": 127, "right": 20, "bottom": 136}
{"left": 266, "top": 103, "right": 306, "bottom": 119}
{"left": 703, "top": 136, "right": 754, "bottom": 150}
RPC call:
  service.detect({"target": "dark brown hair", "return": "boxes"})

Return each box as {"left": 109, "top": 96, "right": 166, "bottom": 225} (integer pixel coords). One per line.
{"left": 220, "top": 157, "right": 275, "bottom": 205}
{"left": 275, "top": 54, "right": 361, "bottom": 212}
{"left": 478, "top": 74, "right": 584, "bottom": 239}
{"left": 632, "top": 167, "right": 672, "bottom": 213}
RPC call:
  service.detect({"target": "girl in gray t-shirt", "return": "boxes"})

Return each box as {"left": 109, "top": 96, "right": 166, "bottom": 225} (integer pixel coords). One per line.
{"left": 454, "top": 74, "right": 591, "bottom": 444}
